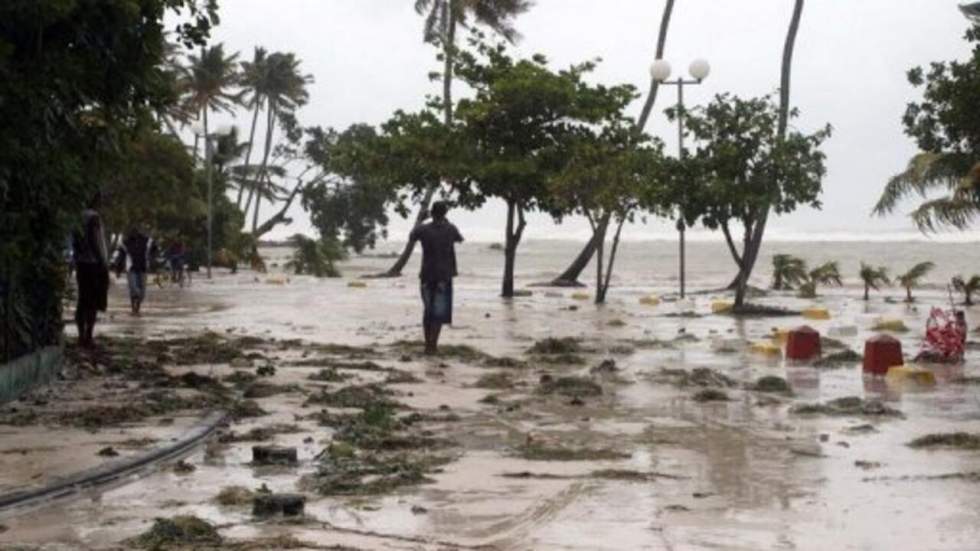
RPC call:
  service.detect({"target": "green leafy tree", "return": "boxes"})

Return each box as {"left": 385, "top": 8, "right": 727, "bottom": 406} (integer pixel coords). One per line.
{"left": 771, "top": 254, "right": 808, "bottom": 290}
{"left": 552, "top": 0, "right": 677, "bottom": 287}
{"left": 382, "top": 0, "right": 534, "bottom": 277}
{"left": 551, "top": 125, "right": 668, "bottom": 304}
{"left": 873, "top": 27, "right": 980, "bottom": 231}
{"left": 952, "top": 275, "right": 980, "bottom": 306}
{"left": 798, "top": 261, "right": 842, "bottom": 299}
{"left": 451, "top": 39, "right": 618, "bottom": 297}
{"left": 897, "top": 261, "right": 935, "bottom": 303}
{"left": 859, "top": 262, "right": 891, "bottom": 301}
{"left": 674, "top": 94, "right": 831, "bottom": 308}
{"left": 285, "top": 234, "right": 342, "bottom": 278}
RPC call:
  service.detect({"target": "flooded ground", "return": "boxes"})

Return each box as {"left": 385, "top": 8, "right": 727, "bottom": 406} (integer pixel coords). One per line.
{"left": 1, "top": 240, "right": 979, "bottom": 550}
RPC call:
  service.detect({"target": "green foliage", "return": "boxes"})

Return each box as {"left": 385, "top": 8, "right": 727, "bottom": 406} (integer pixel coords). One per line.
{"left": 771, "top": 254, "right": 808, "bottom": 291}
{"left": 285, "top": 234, "right": 343, "bottom": 278}
{"left": 952, "top": 274, "right": 980, "bottom": 306}
{"left": 672, "top": 94, "right": 830, "bottom": 305}
{"left": 874, "top": 27, "right": 980, "bottom": 230}
{"left": 0, "top": 0, "right": 215, "bottom": 361}
{"left": 416, "top": 0, "right": 534, "bottom": 45}
{"left": 859, "top": 263, "right": 891, "bottom": 300}
{"left": 897, "top": 261, "right": 935, "bottom": 302}
{"left": 798, "top": 261, "right": 842, "bottom": 298}
{"left": 303, "top": 124, "right": 404, "bottom": 253}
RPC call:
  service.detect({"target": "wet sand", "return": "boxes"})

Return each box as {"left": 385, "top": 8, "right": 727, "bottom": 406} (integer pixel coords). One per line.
{"left": 1, "top": 244, "right": 979, "bottom": 550}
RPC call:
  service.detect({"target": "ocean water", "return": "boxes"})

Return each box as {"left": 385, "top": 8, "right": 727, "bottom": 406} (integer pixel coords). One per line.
{"left": 317, "top": 239, "right": 980, "bottom": 299}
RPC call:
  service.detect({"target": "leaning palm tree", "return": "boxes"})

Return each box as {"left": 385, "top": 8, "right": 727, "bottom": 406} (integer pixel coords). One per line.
{"left": 952, "top": 275, "right": 980, "bottom": 306}
{"left": 873, "top": 153, "right": 980, "bottom": 232}
{"left": 771, "top": 254, "right": 808, "bottom": 290}
{"left": 181, "top": 44, "right": 244, "bottom": 157}
{"left": 241, "top": 52, "right": 313, "bottom": 233}
{"left": 897, "top": 261, "right": 935, "bottom": 303}
{"left": 379, "top": 0, "right": 533, "bottom": 277}
{"left": 236, "top": 47, "right": 269, "bottom": 208}
{"left": 859, "top": 263, "right": 891, "bottom": 301}
{"left": 799, "top": 261, "right": 842, "bottom": 299}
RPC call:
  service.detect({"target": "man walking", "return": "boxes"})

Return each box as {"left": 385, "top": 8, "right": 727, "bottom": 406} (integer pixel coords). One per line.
{"left": 410, "top": 201, "right": 464, "bottom": 355}
{"left": 115, "top": 225, "right": 156, "bottom": 315}
{"left": 71, "top": 191, "right": 109, "bottom": 348}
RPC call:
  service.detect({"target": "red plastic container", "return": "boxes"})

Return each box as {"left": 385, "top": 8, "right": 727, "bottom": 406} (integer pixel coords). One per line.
{"left": 863, "top": 335, "right": 903, "bottom": 375}
{"left": 787, "top": 326, "right": 821, "bottom": 360}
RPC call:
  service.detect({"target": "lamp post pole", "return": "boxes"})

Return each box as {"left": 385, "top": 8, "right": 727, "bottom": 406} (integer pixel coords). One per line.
{"left": 205, "top": 135, "right": 214, "bottom": 280}
{"left": 651, "top": 59, "right": 710, "bottom": 299}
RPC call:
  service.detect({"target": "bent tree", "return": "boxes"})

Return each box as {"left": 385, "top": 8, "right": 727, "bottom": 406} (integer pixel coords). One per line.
{"left": 382, "top": 0, "right": 533, "bottom": 278}
{"left": 452, "top": 40, "right": 609, "bottom": 297}
{"left": 550, "top": 0, "right": 677, "bottom": 286}
{"left": 677, "top": 94, "right": 831, "bottom": 308}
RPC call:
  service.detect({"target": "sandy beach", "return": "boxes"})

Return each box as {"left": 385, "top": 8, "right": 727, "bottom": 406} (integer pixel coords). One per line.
{"left": 0, "top": 239, "right": 978, "bottom": 550}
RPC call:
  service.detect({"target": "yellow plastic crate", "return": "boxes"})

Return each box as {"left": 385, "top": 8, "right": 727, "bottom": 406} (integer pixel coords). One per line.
{"left": 802, "top": 307, "right": 831, "bottom": 320}
{"left": 347, "top": 281, "right": 368, "bottom": 289}
{"left": 639, "top": 295, "right": 661, "bottom": 306}
{"left": 571, "top": 292, "right": 591, "bottom": 301}
{"left": 885, "top": 365, "right": 936, "bottom": 387}
{"left": 750, "top": 341, "right": 782, "bottom": 357}
{"left": 711, "top": 301, "right": 734, "bottom": 314}
{"left": 873, "top": 319, "right": 908, "bottom": 332}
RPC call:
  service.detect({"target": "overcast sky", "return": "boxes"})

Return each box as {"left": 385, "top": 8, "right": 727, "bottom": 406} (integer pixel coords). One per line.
{"left": 201, "top": 0, "right": 979, "bottom": 243}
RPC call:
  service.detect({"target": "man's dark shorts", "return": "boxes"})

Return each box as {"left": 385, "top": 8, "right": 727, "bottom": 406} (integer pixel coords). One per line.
{"left": 421, "top": 280, "right": 453, "bottom": 325}
{"left": 76, "top": 263, "right": 109, "bottom": 313}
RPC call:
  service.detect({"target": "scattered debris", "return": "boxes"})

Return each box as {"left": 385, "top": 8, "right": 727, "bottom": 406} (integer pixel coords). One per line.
{"left": 537, "top": 376, "right": 603, "bottom": 398}
{"left": 97, "top": 446, "right": 119, "bottom": 457}
{"left": 792, "top": 397, "right": 902, "bottom": 417}
{"left": 253, "top": 493, "right": 306, "bottom": 517}
{"left": 130, "top": 516, "right": 221, "bottom": 549}
{"left": 752, "top": 376, "right": 793, "bottom": 394}
{"left": 692, "top": 389, "right": 730, "bottom": 402}
{"left": 475, "top": 372, "right": 517, "bottom": 390}
{"left": 519, "top": 442, "right": 629, "bottom": 461}
{"left": 814, "top": 349, "right": 863, "bottom": 369}
{"left": 173, "top": 460, "right": 196, "bottom": 474}
{"left": 649, "top": 367, "right": 737, "bottom": 388}
{"left": 908, "top": 433, "right": 980, "bottom": 450}
{"left": 590, "top": 359, "right": 618, "bottom": 374}
{"left": 855, "top": 460, "right": 883, "bottom": 470}
{"left": 529, "top": 337, "right": 583, "bottom": 355}
{"left": 215, "top": 486, "right": 255, "bottom": 507}
{"left": 252, "top": 446, "right": 299, "bottom": 466}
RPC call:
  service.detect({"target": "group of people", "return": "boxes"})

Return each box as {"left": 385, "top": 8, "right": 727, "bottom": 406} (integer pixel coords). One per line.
{"left": 70, "top": 195, "right": 466, "bottom": 355}
{"left": 70, "top": 192, "right": 193, "bottom": 347}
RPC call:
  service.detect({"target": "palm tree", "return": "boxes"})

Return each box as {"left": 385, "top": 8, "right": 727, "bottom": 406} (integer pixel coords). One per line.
{"left": 952, "top": 275, "right": 980, "bottom": 306}
{"left": 236, "top": 47, "right": 269, "bottom": 208}
{"left": 859, "top": 263, "right": 891, "bottom": 301}
{"left": 380, "top": 0, "right": 533, "bottom": 277}
{"left": 897, "top": 261, "right": 935, "bottom": 303}
{"left": 241, "top": 52, "right": 313, "bottom": 233}
{"left": 799, "top": 261, "right": 842, "bottom": 298}
{"left": 181, "top": 44, "right": 244, "bottom": 157}
{"left": 873, "top": 152, "right": 979, "bottom": 232}
{"left": 771, "top": 254, "right": 808, "bottom": 290}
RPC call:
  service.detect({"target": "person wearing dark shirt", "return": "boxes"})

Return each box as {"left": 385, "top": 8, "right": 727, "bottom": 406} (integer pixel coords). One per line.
{"left": 71, "top": 191, "right": 109, "bottom": 348}
{"left": 115, "top": 226, "right": 157, "bottom": 315}
{"left": 409, "top": 201, "right": 464, "bottom": 355}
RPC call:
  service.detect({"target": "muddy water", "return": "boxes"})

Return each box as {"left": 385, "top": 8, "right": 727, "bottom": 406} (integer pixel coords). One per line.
{"left": 1, "top": 241, "right": 980, "bottom": 550}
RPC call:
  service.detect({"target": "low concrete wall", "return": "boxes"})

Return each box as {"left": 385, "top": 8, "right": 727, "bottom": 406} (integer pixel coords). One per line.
{"left": 0, "top": 346, "right": 63, "bottom": 404}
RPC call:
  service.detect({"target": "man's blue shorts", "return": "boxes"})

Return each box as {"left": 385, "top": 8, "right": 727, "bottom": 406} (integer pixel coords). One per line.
{"left": 421, "top": 280, "right": 453, "bottom": 325}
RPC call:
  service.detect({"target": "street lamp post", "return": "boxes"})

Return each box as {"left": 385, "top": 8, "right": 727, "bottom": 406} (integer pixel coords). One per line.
{"left": 193, "top": 124, "right": 233, "bottom": 280}
{"left": 650, "top": 58, "right": 710, "bottom": 299}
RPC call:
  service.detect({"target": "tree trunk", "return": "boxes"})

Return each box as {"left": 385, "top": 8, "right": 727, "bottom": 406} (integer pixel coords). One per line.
{"left": 864, "top": 285, "right": 870, "bottom": 301}
{"left": 252, "top": 180, "right": 306, "bottom": 239}
{"left": 378, "top": 8, "right": 458, "bottom": 278}
{"left": 597, "top": 217, "right": 626, "bottom": 304}
{"left": 594, "top": 229, "right": 605, "bottom": 304}
{"left": 731, "top": 0, "right": 805, "bottom": 306}
{"left": 501, "top": 200, "right": 526, "bottom": 298}
{"left": 549, "top": 0, "right": 677, "bottom": 287}
{"left": 251, "top": 106, "right": 278, "bottom": 234}
{"left": 906, "top": 286, "right": 913, "bottom": 303}
{"left": 237, "top": 100, "right": 263, "bottom": 209}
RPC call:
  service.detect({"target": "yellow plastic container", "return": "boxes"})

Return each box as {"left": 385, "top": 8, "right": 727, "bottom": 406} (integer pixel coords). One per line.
{"left": 639, "top": 295, "right": 661, "bottom": 306}
{"left": 571, "top": 292, "right": 591, "bottom": 301}
{"left": 885, "top": 365, "right": 936, "bottom": 387}
{"left": 265, "top": 276, "right": 287, "bottom": 285}
{"left": 873, "top": 319, "right": 908, "bottom": 332}
{"left": 802, "top": 307, "right": 831, "bottom": 320}
{"left": 750, "top": 341, "right": 782, "bottom": 357}
{"left": 770, "top": 328, "right": 790, "bottom": 345}
{"left": 711, "top": 301, "right": 734, "bottom": 314}
{"left": 348, "top": 281, "right": 368, "bottom": 289}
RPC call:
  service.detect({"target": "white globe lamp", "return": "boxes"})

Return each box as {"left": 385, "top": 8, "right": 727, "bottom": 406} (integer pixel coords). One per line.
{"left": 650, "top": 59, "right": 672, "bottom": 82}
{"left": 689, "top": 59, "right": 711, "bottom": 81}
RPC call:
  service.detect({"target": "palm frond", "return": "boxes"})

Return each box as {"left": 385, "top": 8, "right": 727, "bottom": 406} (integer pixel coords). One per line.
{"left": 910, "top": 195, "right": 978, "bottom": 232}
{"left": 810, "top": 261, "right": 842, "bottom": 287}
{"left": 897, "top": 261, "right": 935, "bottom": 288}
{"left": 873, "top": 152, "right": 973, "bottom": 216}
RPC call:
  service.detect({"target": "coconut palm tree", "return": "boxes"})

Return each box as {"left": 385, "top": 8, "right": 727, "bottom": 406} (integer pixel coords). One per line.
{"left": 240, "top": 52, "right": 313, "bottom": 233}
{"left": 380, "top": 0, "right": 533, "bottom": 277}
{"left": 236, "top": 47, "right": 269, "bottom": 208}
{"left": 952, "top": 275, "right": 980, "bottom": 306}
{"left": 181, "top": 44, "right": 244, "bottom": 157}
{"left": 771, "top": 254, "right": 808, "bottom": 290}
{"left": 897, "top": 261, "right": 935, "bottom": 303}
{"left": 799, "top": 261, "right": 842, "bottom": 298}
{"left": 859, "top": 263, "right": 891, "bottom": 301}
{"left": 873, "top": 152, "right": 979, "bottom": 232}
